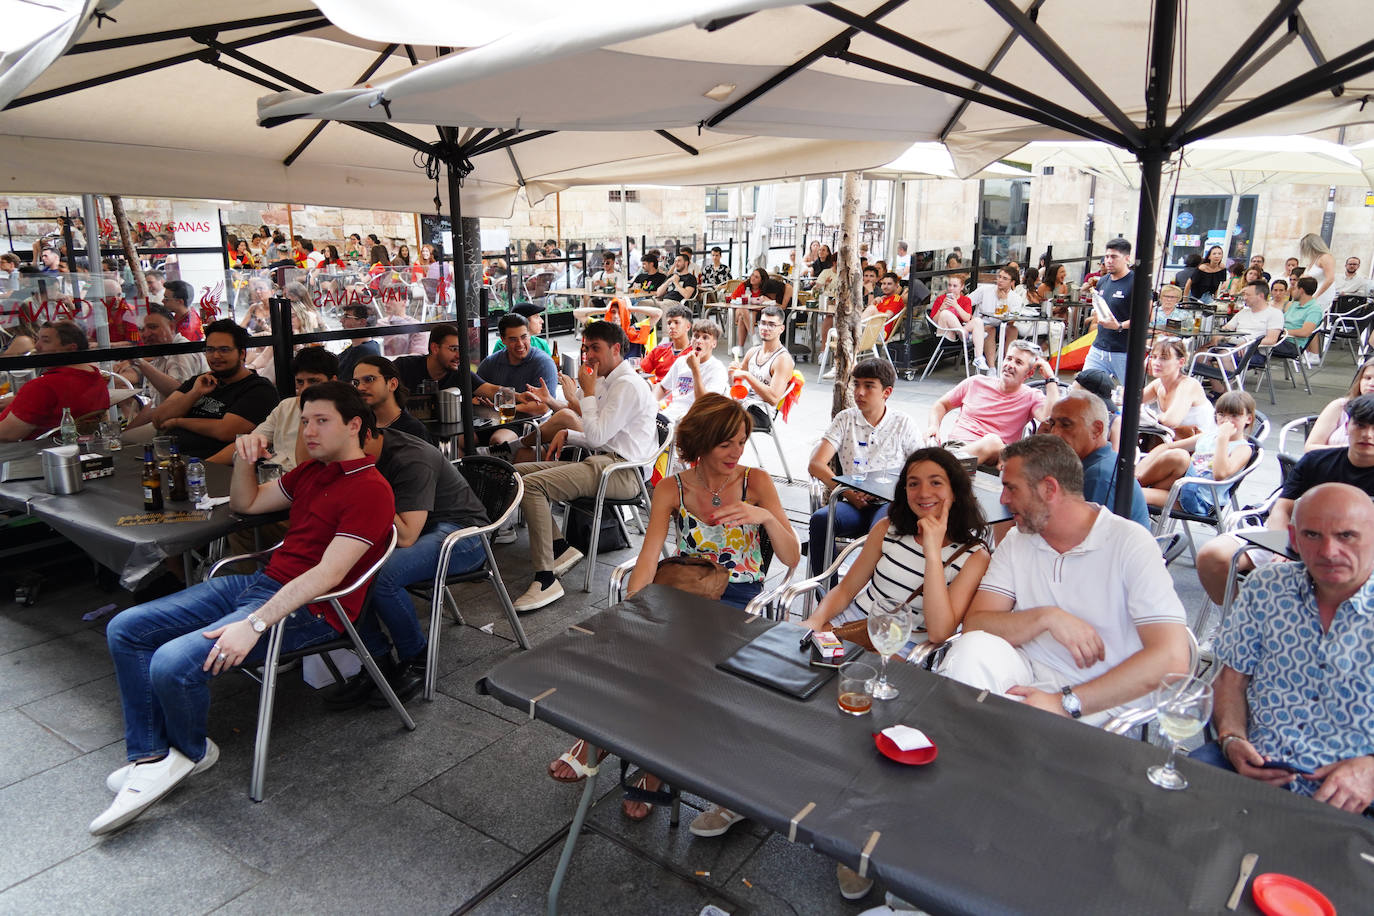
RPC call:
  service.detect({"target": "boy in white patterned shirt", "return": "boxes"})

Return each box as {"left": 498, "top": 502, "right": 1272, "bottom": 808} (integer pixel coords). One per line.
{"left": 806, "top": 358, "right": 925, "bottom": 575}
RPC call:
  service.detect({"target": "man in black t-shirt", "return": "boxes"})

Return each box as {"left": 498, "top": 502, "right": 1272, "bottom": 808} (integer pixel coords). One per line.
{"left": 394, "top": 323, "right": 464, "bottom": 392}
{"left": 1197, "top": 393, "right": 1374, "bottom": 603}
{"left": 657, "top": 249, "right": 699, "bottom": 303}
{"left": 1083, "top": 237, "right": 1135, "bottom": 382}
{"left": 151, "top": 320, "right": 278, "bottom": 459}
{"left": 629, "top": 253, "right": 668, "bottom": 293}
{"left": 329, "top": 428, "right": 490, "bottom": 708}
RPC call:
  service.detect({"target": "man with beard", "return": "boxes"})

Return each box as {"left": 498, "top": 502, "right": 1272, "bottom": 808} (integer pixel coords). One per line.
{"left": 120, "top": 306, "right": 209, "bottom": 429}
{"left": 394, "top": 324, "right": 464, "bottom": 392}
{"left": 938, "top": 435, "right": 1191, "bottom": 725}
{"left": 152, "top": 319, "right": 278, "bottom": 459}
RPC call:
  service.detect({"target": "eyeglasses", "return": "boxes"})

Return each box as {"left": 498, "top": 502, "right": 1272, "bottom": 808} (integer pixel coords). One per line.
{"left": 350, "top": 375, "right": 382, "bottom": 386}
{"left": 205, "top": 346, "right": 238, "bottom": 356}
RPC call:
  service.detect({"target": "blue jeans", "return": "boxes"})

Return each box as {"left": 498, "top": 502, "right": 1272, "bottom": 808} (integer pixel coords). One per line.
{"left": 808, "top": 500, "right": 889, "bottom": 576}
{"left": 1083, "top": 346, "right": 1129, "bottom": 384}
{"left": 721, "top": 580, "right": 763, "bottom": 610}
{"left": 366, "top": 522, "right": 486, "bottom": 660}
{"left": 1188, "top": 742, "right": 1234, "bottom": 771}
{"left": 106, "top": 572, "right": 346, "bottom": 763}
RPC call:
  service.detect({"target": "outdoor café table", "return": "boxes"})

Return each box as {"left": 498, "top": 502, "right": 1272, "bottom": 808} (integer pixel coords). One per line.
{"left": 424, "top": 403, "right": 546, "bottom": 459}
{"left": 476, "top": 585, "right": 1374, "bottom": 915}
{"left": 0, "top": 450, "right": 273, "bottom": 590}
{"left": 821, "top": 468, "right": 1012, "bottom": 571}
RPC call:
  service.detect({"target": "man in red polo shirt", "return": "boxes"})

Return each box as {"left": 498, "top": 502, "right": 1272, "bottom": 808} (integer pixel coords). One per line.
{"left": 91, "top": 381, "right": 394, "bottom": 835}
{"left": 0, "top": 320, "right": 109, "bottom": 441}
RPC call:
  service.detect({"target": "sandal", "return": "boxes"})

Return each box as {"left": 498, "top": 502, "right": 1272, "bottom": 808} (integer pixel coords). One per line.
{"left": 547, "top": 738, "right": 607, "bottom": 784}
{"left": 621, "top": 771, "right": 661, "bottom": 821}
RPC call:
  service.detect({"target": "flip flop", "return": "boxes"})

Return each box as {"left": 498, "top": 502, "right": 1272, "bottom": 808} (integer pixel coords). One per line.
{"left": 547, "top": 738, "right": 606, "bottom": 784}
{"left": 621, "top": 772, "right": 660, "bottom": 821}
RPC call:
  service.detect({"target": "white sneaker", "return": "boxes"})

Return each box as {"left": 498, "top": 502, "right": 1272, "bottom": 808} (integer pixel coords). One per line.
{"left": 972, "top": 356, "right": 989, "bottom": 372}
{"left": 1303, "top": 352, "right": 1320, "bottom": 368}
{"left": 513, "top": 579, "right": 564, "bottom": 612}
{"left": 106, "top": 738, "right": 220, "bottom": 793}
{"left": 90, "top": 748, "right": 196, "bottom": 835}
{"left": 551, "top": 545, "right": 584, "bottom": 577}
{"left": 493, "top": 526, "right": 518, "bottom": 545}
{"left": 822, "top": 368, "right": 836, "bottom": 380}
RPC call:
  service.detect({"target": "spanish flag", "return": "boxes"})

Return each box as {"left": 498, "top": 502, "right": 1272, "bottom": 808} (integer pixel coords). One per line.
{"left": 1051, "top": 328, "right": 1097, "bottom": 373}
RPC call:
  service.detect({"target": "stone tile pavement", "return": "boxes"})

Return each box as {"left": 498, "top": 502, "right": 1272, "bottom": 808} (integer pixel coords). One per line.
{"left": 0, "top": 343, "right": 1353, "bottom": 914}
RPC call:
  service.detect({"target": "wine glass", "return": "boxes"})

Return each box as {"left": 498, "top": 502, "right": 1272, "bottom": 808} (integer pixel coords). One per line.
{"left": 1147, "top": 673, "right": 1213, "bottom": 791}
{"left": 866, "top": 603, "right": 913, "bottom": 701}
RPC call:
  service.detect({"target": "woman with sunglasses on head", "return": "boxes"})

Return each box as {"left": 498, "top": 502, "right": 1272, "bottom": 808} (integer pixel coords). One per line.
{"left": 1141, "top": 337, "right": 1215, "bottom": 439}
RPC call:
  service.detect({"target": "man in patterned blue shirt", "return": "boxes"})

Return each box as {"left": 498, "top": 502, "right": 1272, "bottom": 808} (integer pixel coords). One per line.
{"left": 1202, "top": 483, "right": 1374, "bottom": 813}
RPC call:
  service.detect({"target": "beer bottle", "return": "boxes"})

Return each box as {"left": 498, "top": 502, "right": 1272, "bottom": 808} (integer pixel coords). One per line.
{"left": 551, "top": 338, "right": 560, "bottom": 365}
{"left": 142, "top": 445, "right": 164, "bottom": 512}
{"left": 167, "top": 445, "right": 189, "bottom": 502}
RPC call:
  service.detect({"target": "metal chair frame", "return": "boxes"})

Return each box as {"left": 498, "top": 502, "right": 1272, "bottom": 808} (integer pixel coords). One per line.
{"left": 744, "top": 379, "right": 797, "bottom": 484}
{"left": 1148, "top": 440, "right": 1265, "bottom": 567}
{"left": 920, "top": 313, "right": 974, "bottom": 381}
{"left": 1186, "top": 334, "right": 1264, "bottom": 396}
{"left": 418, "top": 457, "right": 531, "bottom": 701}
{"left": 207, "top": 526, "right": 414, "bottom": 802}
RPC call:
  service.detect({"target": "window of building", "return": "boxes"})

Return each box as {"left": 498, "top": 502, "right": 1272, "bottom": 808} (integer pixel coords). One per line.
{"left": 978, "top": 178, "right": 1031, "bottom": 264}
{"left": 1165, "top": 194, "right": 1258, "bottom": 269}
{"left": 608, "top": 189, "right": 640, "bottom": 203}
{"left": 705, "top": 186, "right": 728, "bottom": 213}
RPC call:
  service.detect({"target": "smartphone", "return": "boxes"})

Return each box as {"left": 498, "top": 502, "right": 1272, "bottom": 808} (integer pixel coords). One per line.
{"left": 1259, "top": 758, "right": 1314, "bottom": 776}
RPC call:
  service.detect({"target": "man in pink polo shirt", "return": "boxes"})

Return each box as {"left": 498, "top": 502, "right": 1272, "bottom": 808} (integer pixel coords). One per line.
{"left": 926, "top": 339, "right": 1060, "bottom": 465}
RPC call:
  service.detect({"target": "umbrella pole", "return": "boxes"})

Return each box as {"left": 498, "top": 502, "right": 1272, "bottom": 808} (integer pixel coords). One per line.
{"left": 445, "top": 158, "right": 477, "bottom": 448}
{"left": 1115, "top": 149, "right": 1166, "bottom": 517}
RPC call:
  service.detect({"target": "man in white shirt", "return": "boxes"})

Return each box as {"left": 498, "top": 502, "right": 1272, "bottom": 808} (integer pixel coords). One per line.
{"left": 893, "top": 241, "right": 911, "bottom": 280}
{"left": 655, "top": 319, "right": 726, "bottom": 420}
{"left": 967, "top": 266, "right": 1025, "bottom": 367}
{"left": 512, "top": 321, "right": 658, "bottom": 611}
{"left": 806, "top": 358, "right": 925, "bottom": 575}
{"left": 1333, "top": 256, "right": 1370, "bottom": 298}
{"left": 938, "top": 435, "right": 1192, "bottom": 725}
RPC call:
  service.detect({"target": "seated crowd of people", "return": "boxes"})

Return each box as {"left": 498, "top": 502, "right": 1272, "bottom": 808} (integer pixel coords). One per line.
{"left": 7, "top": 231, "right": 1371, "bottom": 898}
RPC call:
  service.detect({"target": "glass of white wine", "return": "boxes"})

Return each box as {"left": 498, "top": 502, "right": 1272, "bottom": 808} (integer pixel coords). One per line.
{"left": 1147, "top": 673, "right": 1213, "bottom": 791}
{"left": 866, "top": 603, "right": 913, "bottom": 701}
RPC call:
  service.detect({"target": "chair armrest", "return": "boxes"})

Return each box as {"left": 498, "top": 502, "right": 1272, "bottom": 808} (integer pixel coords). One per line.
{"left": 314, "top": 527, "right": 398, "bottom": 603}
{"left": 208, "top": 540, "right": 285, "bottom": 578}
{"left": 1104, "top": 705, "right": 1159, "bottom": 736}
{"left": 608, "top": 556, "right": 636, "bottom": 606}
{"left": 774, "top": 537, "right": 868, "bottom": 619}
{"left": 744, "top": 565, "right": 798, "bottom": 619}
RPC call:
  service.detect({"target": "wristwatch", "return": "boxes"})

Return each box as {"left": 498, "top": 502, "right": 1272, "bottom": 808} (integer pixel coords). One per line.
{"left": 246, "top": 613, "right": 267, "bottom": 633}
{"left": 1060, "top": 686, "right": 1082, "bottom": 719}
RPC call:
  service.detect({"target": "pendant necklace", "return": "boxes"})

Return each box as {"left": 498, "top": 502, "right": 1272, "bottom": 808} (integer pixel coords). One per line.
{"left": 697, "top": 466, "right": 727, "bottom": 508}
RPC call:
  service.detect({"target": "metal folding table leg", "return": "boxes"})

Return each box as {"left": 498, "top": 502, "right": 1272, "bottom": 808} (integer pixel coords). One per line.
{"left": 547, "top": 743, "right": 600, "bottom": 916}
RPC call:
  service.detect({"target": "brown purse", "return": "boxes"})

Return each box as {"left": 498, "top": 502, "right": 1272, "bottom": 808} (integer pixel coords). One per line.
{"left": 829, "top": 541, "right": 979, "bottom": 651}
{"left": 653, "top": 555, "right": 729, "bottom": 600}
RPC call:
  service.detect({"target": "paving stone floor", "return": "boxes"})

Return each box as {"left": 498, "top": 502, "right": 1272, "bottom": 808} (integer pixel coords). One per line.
{"left": 0, "top": 341, "right": 1352, "bottom": 915}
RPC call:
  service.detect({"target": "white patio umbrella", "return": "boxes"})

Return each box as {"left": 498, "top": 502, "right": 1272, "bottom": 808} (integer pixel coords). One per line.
{"left": 0, "top": 0, "right": 102, "bottom": 109}
{"left": 866, "top": 143, "right": 1030, "bottom": 181}
{"left": 249, "top": 0, "right": 1374, "bottom": 517}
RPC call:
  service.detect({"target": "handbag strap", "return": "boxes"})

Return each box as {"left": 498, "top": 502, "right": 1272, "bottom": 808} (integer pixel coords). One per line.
{"left": 900, "top": 539, "right": 978, "bottom": 606}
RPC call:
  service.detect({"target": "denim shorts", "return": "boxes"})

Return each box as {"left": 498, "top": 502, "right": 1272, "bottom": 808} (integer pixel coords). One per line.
{"left": 1178, "top": 482, "right": 1217, "bottom": 516}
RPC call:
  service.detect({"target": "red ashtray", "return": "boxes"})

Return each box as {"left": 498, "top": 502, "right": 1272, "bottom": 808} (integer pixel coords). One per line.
{"left": 1251, "top": 873, "right": 1335, "bottom": 916}
{"left": 873, "top": 731, "right": 938, "bottom": 765}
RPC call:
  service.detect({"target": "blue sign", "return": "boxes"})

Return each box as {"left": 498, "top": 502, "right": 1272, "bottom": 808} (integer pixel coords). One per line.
{"left": 1176, "top": 211, "right": 1194, "bottom": 229}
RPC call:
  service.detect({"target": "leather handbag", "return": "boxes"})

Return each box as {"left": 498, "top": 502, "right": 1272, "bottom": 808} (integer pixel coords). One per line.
{"left": 653, "top": 555, "right": 729, "bottom": 600}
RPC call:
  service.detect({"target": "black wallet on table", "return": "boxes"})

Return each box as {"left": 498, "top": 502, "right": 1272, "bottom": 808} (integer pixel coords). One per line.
{"left": 717, "top": 623, "right": 864, "bottom": 700}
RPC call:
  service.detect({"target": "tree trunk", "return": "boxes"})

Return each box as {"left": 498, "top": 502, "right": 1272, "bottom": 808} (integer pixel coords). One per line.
{"left": 831, "top": 171, "right": 862, "bottom": 416}
{"left": 109, "top": 195, "right": 149, "bottom": 304}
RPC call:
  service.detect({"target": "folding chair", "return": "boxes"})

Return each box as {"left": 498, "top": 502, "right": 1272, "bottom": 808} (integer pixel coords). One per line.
{"left": 414, "top": 457, "right": 530, "bottom": 701}
{"left": 816, "top": 313, "right": 889, "bottom": 381}
{"left": 207, "top": 527, "right": 414, "bottom": 802}
{"left": 1148, "top": 439, "right": 1265, "bottom": 564}
{"left": 1276, "top": 414, "right": 1319, "bottom": 485}
{"left": 744, "top": 378, "right": 797, "bottom": 483}
{"left": 1320, "top": 295, "right": 1374, "bottom": 367}
{"left": 564, "top": 414, "right": 675, "bottom": 592}
{"left": 920, "top": 314, "right": 975, "bottom": 381}
{"left": 1187, "top": 334, "right": 1263, "bottom": 397}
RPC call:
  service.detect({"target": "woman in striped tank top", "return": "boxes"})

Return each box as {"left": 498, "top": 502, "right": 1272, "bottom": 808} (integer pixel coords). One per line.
{"left": 804, "top": 447, "right": 990, "bottom": 645}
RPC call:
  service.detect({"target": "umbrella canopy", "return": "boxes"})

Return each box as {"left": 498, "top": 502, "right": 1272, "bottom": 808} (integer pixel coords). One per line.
{"left": 867, "top": 142, "right": 1030, "bottom": 180}
{"left": 0, "top": 0, "right": 908, "bottom": 215}
{"left": 1021, "top": 136, "right": 1373, "bottom": 192}
{"left": 0, "top": 0, "right": 102, "bottom": 109}
{"left": 258, "top": 0, "right": 1374, "bottom": 178}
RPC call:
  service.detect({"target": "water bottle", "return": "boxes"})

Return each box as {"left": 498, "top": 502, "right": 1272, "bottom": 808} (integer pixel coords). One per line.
{"left": 852, "top": 440, "right": 869, "bottom": 482}
{"left": 58, "top": 407, "right": 78, "bottom": 445}
{"left": 186, "top": 458, "right": 207, "bottom": 505}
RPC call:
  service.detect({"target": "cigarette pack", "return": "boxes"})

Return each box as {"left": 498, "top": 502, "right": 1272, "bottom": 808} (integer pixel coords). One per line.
{"left": 814, "top": 631, "right": 845, "bottom": 660}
